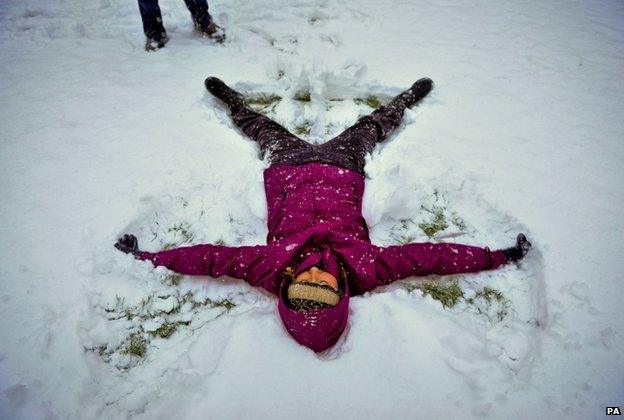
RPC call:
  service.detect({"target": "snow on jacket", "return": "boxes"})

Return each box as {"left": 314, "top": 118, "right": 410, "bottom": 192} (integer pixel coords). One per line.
{"left": 139, "top": 163, "right": 507, "bottom": 352}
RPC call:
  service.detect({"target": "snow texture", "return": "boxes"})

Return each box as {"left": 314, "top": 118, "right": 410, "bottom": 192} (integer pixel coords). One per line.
{"left": 1, "top": 0, "right": 623, "bottom": 419}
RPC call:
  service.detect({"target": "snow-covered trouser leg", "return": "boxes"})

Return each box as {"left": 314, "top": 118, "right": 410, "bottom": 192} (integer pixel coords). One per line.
{"left": 229, "top": 104, "right": 407, "bottom": 175}
{"left": 364, "top": 78, "right": 434, "bottom": 139}
{"left": 138, "top": 0, "right": 167, "bottom": 38}
{"left": 183, "top": 0, "right": 212, "bottom": 29}
{"left": 313, "top": 79, "right": 434, "bottom": 173}
{"left": 316, "top": 119, "right": 379, "bottom": 174}
{"left": 315, "top": 100, "right": 413, "bottom": 174}
{"left": 230, "top": 106, "right": 314, "bottom": 164}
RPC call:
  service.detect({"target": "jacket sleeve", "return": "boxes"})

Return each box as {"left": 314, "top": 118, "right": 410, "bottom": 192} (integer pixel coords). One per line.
{"left": 374, "top": 242, "right": 508, "bottom": 283}
{"left": 137, "top": 244, "right": 267, "bottom": 282}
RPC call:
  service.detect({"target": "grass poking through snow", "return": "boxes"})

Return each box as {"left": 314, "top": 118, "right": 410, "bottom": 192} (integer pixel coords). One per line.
{"left": 123, "top": 332, "right": 148, "bottom": 358}
{"left": 294, "top": 121, "right": 312, "bottom": 136}
{"left": 354, "top": 95, "right": 382, "bottom": 109}
{"left": 90, "top": 288, "right": 239, "bottom": 368}
{"left": 293, "top": 90, "right": 311, "bottom": 102}
{"left": 420, "top": 282, "right": 464, "bottom": 308}
{"left": 404, "top": 281, "right": 511, "bottom": 322}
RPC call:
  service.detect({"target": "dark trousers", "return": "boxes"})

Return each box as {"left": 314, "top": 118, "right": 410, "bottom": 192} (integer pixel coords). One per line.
{"left": 230, "top": 103, "right": 408, "bottom": 174}
{"left": 138, "top": 0, "right": 212, "bottom": 38}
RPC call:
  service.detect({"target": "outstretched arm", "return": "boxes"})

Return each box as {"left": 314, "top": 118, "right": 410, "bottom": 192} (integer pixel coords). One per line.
{"left": 375, "top": 234, "right": 531, "bottom": 283}
{"left": 115, "top": 234, "right": 266, "bottom": 281}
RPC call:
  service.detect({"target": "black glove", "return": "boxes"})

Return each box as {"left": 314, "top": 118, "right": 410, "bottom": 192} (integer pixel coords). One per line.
{"left": 503, "top": 233, "right": 532, "bottom": 262}
{"left": 115, "top": 234, "right": 142, "bottom": 257}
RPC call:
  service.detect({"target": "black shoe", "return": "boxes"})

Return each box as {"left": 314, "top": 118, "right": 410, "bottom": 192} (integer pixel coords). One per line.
{"left": 204, "top": 77, "right": 244, "bottom": 109}
{"left": 390, "top": 78, "right": 434, "bottom": 108}
{"left": 145, "top": 32, "right": 169, "bottom": 51}
{"left": 195, "top": 21, "right": 226, "bottom": 43}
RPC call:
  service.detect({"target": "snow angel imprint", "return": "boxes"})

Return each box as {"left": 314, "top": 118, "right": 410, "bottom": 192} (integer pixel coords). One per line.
{"left": 115, "top": 77, "right": 532, "bottom": 352}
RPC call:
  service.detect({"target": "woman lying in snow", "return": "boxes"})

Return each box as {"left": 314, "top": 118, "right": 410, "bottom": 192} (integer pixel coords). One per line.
{"left": 115, "top": 77, "right": 532, "bottom": 352}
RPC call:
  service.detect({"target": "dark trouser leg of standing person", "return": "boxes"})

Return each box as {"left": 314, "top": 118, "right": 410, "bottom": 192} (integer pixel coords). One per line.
{"left": 138, "top": 0, "right": 168, "bottom": 50}
{"left": 318, "top": 78, "right": 434, "bottom": 174}
{"left": 138, "top": 0, "right": 166, "bottom": 40}
{"left": 185, "top": 0, "right": 225, "bottom": 42}
{"left": 183, "top": 0, "right": 211, "bottom": 29}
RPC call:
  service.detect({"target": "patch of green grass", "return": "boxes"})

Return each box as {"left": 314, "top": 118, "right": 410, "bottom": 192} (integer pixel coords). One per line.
{"left": 165, "top": 273, "right": 184, "bottom": 286}
{"left": 403, "top": 282, "right": 511, "bottom": 321}
{"left": 403, "top": 283, "right": 419, "bottom": 293}
{"left": 466, "top": 287, "right": 510, "bottom": 321}
{"left": 84, "top": 344, "right": 109, "bottom": 356}
{"left": 419, "top": 198, "right": 449, "bottom": 237}
{"left": 419, "top": 211, "right": 448, "bottom": 237}
{"left": 100, "top": 290, "right": 239, "bottom": 368}
{"left": 246, "top": 94, "right": 282, "bottom": 108}
{"left": 123, "top": 308, "right": 135, "bottom": 320}
{"left": 170, "top": 292, "right": 237, "bottom": 314}
{"left": 389, "top": 191, "right": 463, "bottom": 241}
{"left": 354, "top": 95, "right": 382, "bottom": 109}
{"left": 153, "top": 323, "right": 178, "bottom": 339}
{"left": 389, "top": 218, "right": 418, "bottom": 244}
{"left": 163, "top": 222, "right": 194, "bottom": 249}
{"left": 213, "top": 298, "right": 236, "bottom": 312}
{"left": 123, "top": 332, "right": 147, "bottom": 358}
{"left": 293, "top": 90, "right": 311, "bottom": 102}
{"left": 168, "top": 223, "right": 193, "bottom": 241}
{"left": 294, "top": 121, "right": 312, "bottom": 136}
{"left": 471, "top": 287, "right": 505, "bottom": 303}
{"left": 420, "top": 282, "right": 464, "bottom": 308}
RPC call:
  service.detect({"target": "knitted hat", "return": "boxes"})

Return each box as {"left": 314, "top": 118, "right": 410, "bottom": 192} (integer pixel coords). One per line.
{"left": 287, "top": 281, "right": 341, "bottom": 310}
{"left": 278, "top": 249, "right": 350, "bottom": 352}
{"left": 278, "top": 274, "right": 350, "bottom": 352}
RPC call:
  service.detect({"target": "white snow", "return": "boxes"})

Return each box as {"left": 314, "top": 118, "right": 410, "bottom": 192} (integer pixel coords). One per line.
{"left": 1, "top": 0, "right": 623, "bottom": 418}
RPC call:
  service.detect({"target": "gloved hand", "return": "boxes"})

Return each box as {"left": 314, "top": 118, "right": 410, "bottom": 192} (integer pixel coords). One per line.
{"left": 115, "top": 234, "right": 142, "bottom": 257}
{"left": 503, "top": 233, "right": 532, "bottom": 262}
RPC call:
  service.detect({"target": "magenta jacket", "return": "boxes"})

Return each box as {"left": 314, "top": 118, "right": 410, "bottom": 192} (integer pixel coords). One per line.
{"left": 139, "top": 163, "right": 507, "bottom": 351}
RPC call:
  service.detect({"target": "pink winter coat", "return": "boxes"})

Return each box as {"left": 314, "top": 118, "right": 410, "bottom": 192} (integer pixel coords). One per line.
{"left": 139, "top": 163, "right": 507, "bottom": 351}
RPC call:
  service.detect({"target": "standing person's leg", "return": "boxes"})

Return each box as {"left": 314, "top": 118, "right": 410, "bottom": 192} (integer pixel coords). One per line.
{"left": 204, "top": 77, "right": 312, "bottom": 163}
{"left": 138, "top": 0, "right": 168, "bottom": 49}
{"left": 184, "top": 0, "right": 225, "bottom": 42}
{"left": 318, "top": 78, "right": 433, "bottom": 173}
{"left": 183, "top": 0, "right": 210, "bottom": 28}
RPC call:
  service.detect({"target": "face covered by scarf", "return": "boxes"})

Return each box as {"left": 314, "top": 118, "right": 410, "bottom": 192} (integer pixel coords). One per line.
{"left": 277, "top": 248, "right": 350, "bottom": 352}
{"left": 287, "top": 264, "right": 341, "bottom": 310}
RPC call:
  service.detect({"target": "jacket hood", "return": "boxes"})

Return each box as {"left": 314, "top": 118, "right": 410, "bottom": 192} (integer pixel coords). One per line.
{"left": 292, "top": 247, "right": 341, "bottom": 279}
{"left": 278, "top": 249, "right": 349, "bottom": 352}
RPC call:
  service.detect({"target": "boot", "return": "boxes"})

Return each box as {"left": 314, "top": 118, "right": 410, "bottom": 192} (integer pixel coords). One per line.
{"left": 388, "top": 78, "right": 433, "bottom": 109}
{"left": 204, "top": 77, "right": 245, "bottom": 109}
{"left": 145, "top": 32, "right": 169, "bottom": 51}
{"left": 195, "top": 21, "right": 226, "bottom": 43}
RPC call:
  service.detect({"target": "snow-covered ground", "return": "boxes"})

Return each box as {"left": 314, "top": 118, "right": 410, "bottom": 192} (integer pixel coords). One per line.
{"left": 1, "top": 0, "right": 623, "bottom": 418}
